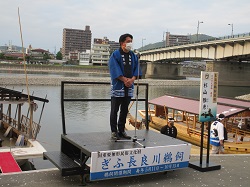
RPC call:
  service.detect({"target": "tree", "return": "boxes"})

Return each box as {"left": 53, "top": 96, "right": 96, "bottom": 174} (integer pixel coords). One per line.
{"left": 0, "top": 53, "right": 4, "bottom": 59}
{"left": 56, "top": 51, "right": 63, "bottom": 60}
{"left": 26, "top": 54, "right": 30, "bottom": 63}
{"left": 43, "top": 53, "right": 50, "bottom": 60}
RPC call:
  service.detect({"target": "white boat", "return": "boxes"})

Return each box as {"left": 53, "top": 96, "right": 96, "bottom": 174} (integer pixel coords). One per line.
{"left": 0, "top": 87, "right": 49, "bottom": 172}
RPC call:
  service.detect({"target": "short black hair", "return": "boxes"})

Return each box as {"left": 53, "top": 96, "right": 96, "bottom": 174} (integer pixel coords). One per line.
{"left": 218, "top": 114, "right": 225, "bottom": 119}
{"left": 119, "top": 33, "right": 133, "bottom": 44}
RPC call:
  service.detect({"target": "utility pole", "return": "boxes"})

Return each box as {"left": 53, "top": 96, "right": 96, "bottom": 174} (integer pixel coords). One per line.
{"left": 228, "top": 23, "right": 234, "bottom": 37}
{"left": 197, "top": 21, "right": 203, "bottom": 41}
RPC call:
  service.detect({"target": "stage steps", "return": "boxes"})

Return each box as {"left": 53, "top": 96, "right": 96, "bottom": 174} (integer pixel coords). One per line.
{"left": 43, "top": 151, "right": 82, "bottom": 176}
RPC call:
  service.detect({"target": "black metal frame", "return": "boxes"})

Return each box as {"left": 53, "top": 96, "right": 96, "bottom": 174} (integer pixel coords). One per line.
{"left": 189, "top": 121, "right": 221, "bottom": 172}
{"left": 60, "top": 81, "right": 149, "bottom": 135}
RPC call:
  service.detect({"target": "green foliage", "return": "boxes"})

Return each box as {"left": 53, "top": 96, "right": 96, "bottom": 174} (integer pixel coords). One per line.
{"left": 0, "top": 53, "right": 4, "bottom": 59}
{"left": 43, "top": 53, "right": 50, "bottom": 60}
{"left": 56, "top": 51, "right": 63, "bottom": 60}
{"left": 5, "top": 56, "right": 15, "bottom": 60}
{"left": 26, "top": 55, "right": 30, "bottom": 62}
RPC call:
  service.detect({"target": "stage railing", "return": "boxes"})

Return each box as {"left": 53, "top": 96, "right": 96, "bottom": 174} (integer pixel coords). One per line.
{"left": 60, "top": 81, "right": 149, "bottom": 135}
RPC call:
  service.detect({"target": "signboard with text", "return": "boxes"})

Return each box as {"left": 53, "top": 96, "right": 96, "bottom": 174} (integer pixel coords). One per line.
{"left": 199, "top": 71, "right": 219, "bottom": 122}
{"left": 90, "top": 144, "right": 191, "bottom": 181}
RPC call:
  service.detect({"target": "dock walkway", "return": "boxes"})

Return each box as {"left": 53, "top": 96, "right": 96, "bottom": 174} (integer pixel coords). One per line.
{"left": 0, "top": 155, "right": 249, "bottom": 187}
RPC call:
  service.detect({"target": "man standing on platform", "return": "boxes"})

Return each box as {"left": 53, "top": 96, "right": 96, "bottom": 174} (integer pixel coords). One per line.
{"left": 109, "top": 33, "right": 141, "bottom": 140}
{"left": 160, "top": 118, "right": 178, "bottom": 138}
{"left": 210, "top": 114, "right": 225, "bottom": 154}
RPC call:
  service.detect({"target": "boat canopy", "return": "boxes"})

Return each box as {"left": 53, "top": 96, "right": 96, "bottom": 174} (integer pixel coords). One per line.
{"left": 218, "top": 97, "right": 250, "bottom": 109}
{"left": 0, "top": 87, "right": 49, "bottom": 103}
{"left": 149, "top": 95, "right": 249, "bottom": 118}
{"left": 0, "top": 99, "right": 28, "bottom": 104}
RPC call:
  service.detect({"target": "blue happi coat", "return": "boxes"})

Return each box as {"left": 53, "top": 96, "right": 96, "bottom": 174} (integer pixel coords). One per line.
{"left": 108, "top": 49, "right": 142, "bottom": 97}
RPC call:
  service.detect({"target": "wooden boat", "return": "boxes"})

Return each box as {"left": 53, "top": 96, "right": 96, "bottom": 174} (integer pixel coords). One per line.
{"left": 135, "top": 95, "right": 250, "bottom": 154}
{"left": 0, "top": 87, "right": 49, "bottom": 172}
{"left": 136, "top": 110, "right": 209, "bottom": 147}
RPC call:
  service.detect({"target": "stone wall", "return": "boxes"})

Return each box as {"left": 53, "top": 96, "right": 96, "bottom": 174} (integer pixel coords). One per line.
{"left": 206, "top": 61, "right": 250, "bottom": 86}
{"left": 0, "top": 64, "right": 109, "bottom": 74}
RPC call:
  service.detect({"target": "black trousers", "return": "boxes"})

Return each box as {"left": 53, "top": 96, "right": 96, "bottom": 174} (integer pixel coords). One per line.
{"left": 110, "top": 97, "right": 131, "bottom": 133}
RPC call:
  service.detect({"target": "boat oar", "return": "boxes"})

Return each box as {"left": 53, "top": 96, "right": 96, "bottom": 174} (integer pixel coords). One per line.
{"left": 128, "top": 101, "right": 135, "bottom": 112}
{"left": 128, "top": 88, "right": 144, "bottom": 112}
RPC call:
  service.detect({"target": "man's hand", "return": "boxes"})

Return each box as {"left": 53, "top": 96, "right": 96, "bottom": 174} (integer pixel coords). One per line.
{"left": 124, "top": 76, "right": 136, "bottom": 87}
{"left": 118, "top": 76, "right": 136, "bottom": 87}
{"left": 124, "top": 78, "right": 133, "bottom": 87}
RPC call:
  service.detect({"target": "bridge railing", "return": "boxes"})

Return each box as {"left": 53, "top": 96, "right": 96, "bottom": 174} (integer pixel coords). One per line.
{"left": 140, "top": 32, "right": 250, "bottom": 52}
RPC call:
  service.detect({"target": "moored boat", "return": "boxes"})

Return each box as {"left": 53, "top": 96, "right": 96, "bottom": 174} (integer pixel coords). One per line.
{"left": 0, "top": 87, "right": 49, "bottom": 173}
{"left": 136, "top": 95, "right": 250, "bottom": 154}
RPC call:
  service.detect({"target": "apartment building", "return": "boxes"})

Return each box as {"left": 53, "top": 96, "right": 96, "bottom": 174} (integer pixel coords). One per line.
{"left": 91, "top": 43, "right": 110, "bottom": 66}
{"left": 108, "top": 41, "right": 120, "bottom": 53}
{"left": 68, "top": 50, "right": 79, "bottom": 61}
{"left": 165, "top": 32, "right": 190, "bottom": 46}
{"left": 61, "top": 25, "right": 92, "bottom": 58}
{"left": 79, "top": 50, "right": 91, "bottom": 65}
{"left": 94, "top": 37, "right": 119, "bottom": 53}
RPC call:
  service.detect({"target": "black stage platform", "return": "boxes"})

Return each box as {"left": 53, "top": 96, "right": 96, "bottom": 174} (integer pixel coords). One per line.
{"left": 64, "top": 130, "right": 189, "bottom": 156}
{"left": 44, "top": 130, "right": 191, "bottom": 183}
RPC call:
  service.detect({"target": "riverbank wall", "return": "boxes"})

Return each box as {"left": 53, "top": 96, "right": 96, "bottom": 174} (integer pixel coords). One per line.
{"left": 0, "top": 64, "right": 110, "bottom": 74}
{"left": 0, "top": 75, "right": 199, "bottom": 86}
{"left": 0, "top": 63, "right": 200, "bottom": 77}
{"left": 0, "top": 64, "right": 200, "bottom": 86}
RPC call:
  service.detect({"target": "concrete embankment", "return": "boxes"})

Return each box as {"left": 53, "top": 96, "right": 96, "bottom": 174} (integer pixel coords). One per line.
{"left": 0, "top": 75, "right": 200, "bottom": 86}
{"left": 0, "top": 64, "right": 199, "bottom": 86}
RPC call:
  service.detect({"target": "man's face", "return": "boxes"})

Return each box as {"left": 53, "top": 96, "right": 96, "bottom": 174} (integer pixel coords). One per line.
{"left": 168, "top": 121, "right": 174, "bottom": 127}
{"left": 121, "top": 37, "right": 132, "bottom": 49}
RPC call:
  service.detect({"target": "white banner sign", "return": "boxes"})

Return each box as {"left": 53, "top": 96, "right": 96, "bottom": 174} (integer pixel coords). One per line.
{"left": 199, "top": 71, "right": 219, "bottom": 122}
{"left": 90, "top": 144, "right": 191, "bottom": 181}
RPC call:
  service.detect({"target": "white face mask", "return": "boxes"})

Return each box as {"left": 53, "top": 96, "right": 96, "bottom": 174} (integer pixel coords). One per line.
{"left": 125, "top": 42, "right": 133, "bottom": 51}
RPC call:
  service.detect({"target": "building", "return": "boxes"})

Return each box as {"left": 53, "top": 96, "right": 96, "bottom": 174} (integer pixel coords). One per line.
{"left": 61, "top": 25, "right": 92, "bottom": 58}
{"left": 91, "top": 43, "right": 110, "bottom": 66}
{"left": 108, "top": 41, "right": 120, "bottom": 54}
{"left": 165, "top": 32, "right": 190, "bottom": 46}
{"left": 29, "top": 48, "right": 50, "bottom": 64}
{"left": 79, "top": 50, "right": 91, "bottom": 65}
{"left": 1, "top": 42, "right": 23, "bottom": 54}
{"left": 90, "top": 37, "right": 115, "bottom": 66}
{"left": 138, "top": 33, "right": 216, "bottom": 51}
{"left": 68, "top": 50, "right": 79, "bottom": 61}
{"left": 93, "top": 37, "right": 119, "bottom": 54}
{"left": 94, "top": 37, "right": 109, "bottom": 44}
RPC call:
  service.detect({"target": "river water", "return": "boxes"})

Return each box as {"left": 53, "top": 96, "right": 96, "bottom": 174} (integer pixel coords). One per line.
{"left": 1, "top": 72, "right": 250, "bottom": 169}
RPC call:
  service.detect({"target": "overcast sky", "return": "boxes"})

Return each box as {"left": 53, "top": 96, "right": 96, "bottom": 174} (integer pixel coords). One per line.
{"left": 1, "top": 0, "right": 250, "bottom": 53}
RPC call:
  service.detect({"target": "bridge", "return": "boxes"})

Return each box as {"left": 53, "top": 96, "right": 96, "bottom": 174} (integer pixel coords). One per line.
{"left": 139, "top": 33, "right": 250, "bottom": 86}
